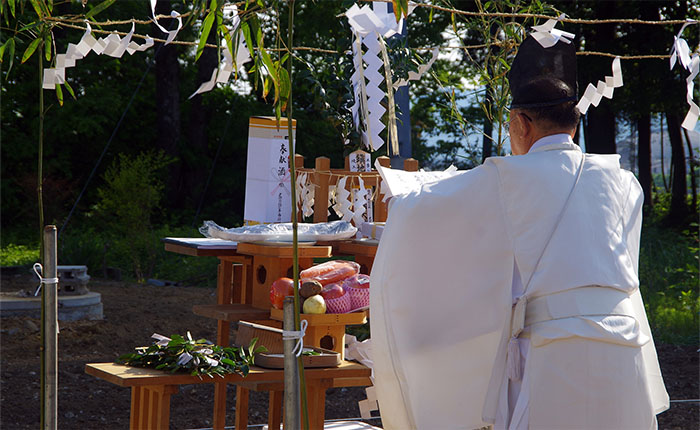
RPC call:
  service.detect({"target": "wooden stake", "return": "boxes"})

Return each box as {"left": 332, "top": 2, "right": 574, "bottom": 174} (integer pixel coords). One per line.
{"left": 41, "top": 225, "right": 58, "bottom": 430}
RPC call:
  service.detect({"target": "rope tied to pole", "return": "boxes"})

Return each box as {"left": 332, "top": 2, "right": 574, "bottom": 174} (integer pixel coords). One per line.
{"left": 282, "top": 319, "right": 308, "bottom": 357}
{"left": 32, "top": 263, "right": 59, "bottom": 297}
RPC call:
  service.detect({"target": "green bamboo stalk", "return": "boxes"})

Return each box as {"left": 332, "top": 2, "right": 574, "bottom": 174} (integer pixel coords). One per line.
{"left": 38, "top": 41, "right": 46, "bottom": 430}
{"left": 38, "top": 42, "right": 45, "bottom": 261}
{"left": 285, "top": 1, "right": 309, "bottom": 428}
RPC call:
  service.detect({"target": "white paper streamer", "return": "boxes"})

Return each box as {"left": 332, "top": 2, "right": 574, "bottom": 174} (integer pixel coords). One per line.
{"left": 393, "top": 47, "right": 439, "bottom": 89}
{"left": 302, "top": 176, "right": 315, "bottom": 219}
{"left": 576, "top": 57, "right": 623, "bottom": 115}
{"left": 127, "top": 35, "right": 154, "bottom": 55}
{"left": 352, "top": 176, "right": 368, "bottom": 226}
{"left": 358, "top": 386, "right": 379, "bottom": 419}
{"left": 377, "top": 33, "right": 400, "bottom": 156}
{"left": 328, "top": 185, "right": 337, "bottom": 218}
{"left": 681, "top": 55, "right": 699, "bottom": 130}
{"left": 43, "top": 22, "right": 154, "bottom": 90}
{"left": 670, "top": 20, "right": 697, "bottom": 71}
{"left": 150, "top": 0, "right": 182, "bottom": 45}
{"left": 103, "top": 23, "right": 134, "bottom": 58}
{"left": 333, "top": 177, "right": 354, "bottom": 222}
{"left": 530, "top": 14, "right": 574, "bottom": 48}
{"left": 189, "top": 5, "right": 252, "bottom": 99}
{"left": 351, "top": 34, "right": 373, "bottom": 148}
{"left": 669, "top": 20, "right": 699, "bottom": 130}
{"left": 346, "top": 2, "right": 417, "bottom": 151}
{"left": 152, "top": 333, "right": 171, "bottom": 347}
{"left": 362, "top": 35, "right": 387, "bottom": 150}
{"left": 295, "top": 172, "right": 315, "bottom": 218}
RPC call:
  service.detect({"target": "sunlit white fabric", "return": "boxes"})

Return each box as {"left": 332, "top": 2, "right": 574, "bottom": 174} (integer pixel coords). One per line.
{"left": 370, "top": 138, "right": 669, "bottom": 429}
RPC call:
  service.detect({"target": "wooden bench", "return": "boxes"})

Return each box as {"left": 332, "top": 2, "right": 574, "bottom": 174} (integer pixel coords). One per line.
{"left": 85, "top": 361, "right": 371, "bottom": 430}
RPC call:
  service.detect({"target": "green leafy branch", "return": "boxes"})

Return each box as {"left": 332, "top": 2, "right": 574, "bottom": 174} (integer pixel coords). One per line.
{"left": 117, "top": 332, "right": 267, "bottom": 378}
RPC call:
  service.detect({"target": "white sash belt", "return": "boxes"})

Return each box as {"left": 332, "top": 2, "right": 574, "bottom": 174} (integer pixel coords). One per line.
{"left": 508, "top": 286, "right": 636, "bottom": 381}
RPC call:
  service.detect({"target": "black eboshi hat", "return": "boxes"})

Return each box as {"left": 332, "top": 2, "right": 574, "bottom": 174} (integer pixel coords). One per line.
{"left": 509, "top": 35, "right": 578, "bottom": 109}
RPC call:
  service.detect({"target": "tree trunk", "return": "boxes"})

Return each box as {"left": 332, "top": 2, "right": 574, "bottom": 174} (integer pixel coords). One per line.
{"left": 578, "top": 1, "right": 616, "bottom": 155}
{"left": 584, "top": 106, "right": 616, "bottom": 154}
{"left": 152, "top": 0, "right": 182, "bottom": 206}
{"left": 666, "top": 112, "right": 688, "bottom": 225}
{"left": 481, "top": 111, "right": 493, "bottom": 161}
{"left": 186, "top": 0, "right": 219, "bottom": 208}
{"left": 659, "top": 114, "right": 669, "bottom": 192}
{"left": 684, "top": 128, "right": 697, "bottom": 211}
{"left": 637, "top": 113, "right": 653, "bottom": 208}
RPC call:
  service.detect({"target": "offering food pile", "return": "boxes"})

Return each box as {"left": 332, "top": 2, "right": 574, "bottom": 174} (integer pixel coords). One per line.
{"left": 269, "top": 260, "right": 370, "bottom": 314}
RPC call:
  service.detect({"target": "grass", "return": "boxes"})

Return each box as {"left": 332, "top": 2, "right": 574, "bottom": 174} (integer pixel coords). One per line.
{"left": 638, "top": 193, "right": 699, "bottom": 345}
{"left": 0, "top": 244, "right": 39, "bottom": 267}
{"left": 639, "top": 222, "right": 698, "bottom": 344}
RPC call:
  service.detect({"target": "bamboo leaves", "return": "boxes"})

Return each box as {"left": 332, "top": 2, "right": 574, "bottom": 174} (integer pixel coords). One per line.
{"left": 117, "top": 333, "right": 266, "bottom": 378}
{"left": 391, "top": 0, "right": 410, "bottom": 22}
{"left": 29, "top": 0, "right": 50, "bottom": 18}
{"left": 196, "top": 0, "right": 217, "bottom": 61}
{"left": 238, "top": 9, "right": 291, "bottom": 121}
{"left": 21, "top": 36, "right": 41, "bottom": 63}
{"left": 84, "top": 0, "right": 115, "bottom": 19}
{"left": 43, "top": 30, "right": 50, "bottom": 60}
{"left": 0, "top": 38, "right": 16, "bottom": 76}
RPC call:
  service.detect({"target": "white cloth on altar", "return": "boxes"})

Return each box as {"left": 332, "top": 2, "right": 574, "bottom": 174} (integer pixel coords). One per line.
{"left": 369, "top": 137, "right": 669, "bottom": 429}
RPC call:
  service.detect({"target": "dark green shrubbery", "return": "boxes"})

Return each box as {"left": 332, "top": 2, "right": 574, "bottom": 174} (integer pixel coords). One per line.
{"left": 639, "top": 194, "right": 699, "bottom": 345}
{"left": 57, "top": 151, "right": 218, "bottom": 287}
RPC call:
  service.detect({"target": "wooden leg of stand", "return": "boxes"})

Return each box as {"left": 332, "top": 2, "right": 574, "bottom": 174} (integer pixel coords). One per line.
{"left": 216, "top": 320, "right": 230, "bottom": 346}
{"left": 234, "top": 386, "right": 249, "bottom": 430}
{"left": 213, "top": 383, "right": 228, "bottom": 430}
{"left": 213, "top": 260, "right": 233, "bottom": 430}
{"left": 306, "top": 380, "right": 330, "bottom": 430}
{"left": 130, "top": 385, "right": 178, "bottom": 430}
{"left": 268, "top": 390, "right": 283, "bottom": 430}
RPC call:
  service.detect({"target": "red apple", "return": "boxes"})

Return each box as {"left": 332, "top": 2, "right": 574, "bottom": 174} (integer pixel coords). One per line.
{"left": 320, "top": 282, "right": 345, "bottom": 300}
{"left": 269, "top": 277, "right": 294, "bottom": 309}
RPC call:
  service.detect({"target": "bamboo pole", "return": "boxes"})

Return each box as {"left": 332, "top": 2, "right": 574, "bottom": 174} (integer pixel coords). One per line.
{"left": 38, "top": 43, "right": 45, "bottom": 261}
{"left": 41, "top": 225, "right": 58, "bottom": 430}
{"left": 283, "top": 297, "right": 300, "bottom": 429}
{"left": 285, "top": 1, "right": 309, "bottom": 428}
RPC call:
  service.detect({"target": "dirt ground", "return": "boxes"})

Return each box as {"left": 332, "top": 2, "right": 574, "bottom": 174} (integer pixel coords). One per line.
{"left": 1, "top": 273, "right": 697, "bottom": 430}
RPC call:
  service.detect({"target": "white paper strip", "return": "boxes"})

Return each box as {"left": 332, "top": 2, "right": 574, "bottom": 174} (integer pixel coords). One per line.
{"left": 333, "top": 177, "right": 354, "bottom": 222}
{"left": 530, "top": 15, "right": 574, "bottom": 48}
{"left": 103, "top": 23, "right": 134, "bottom": 58}
{"left": 576, "top": 57, "right": 624, "bottom": 115}
{"left": 189, "top": 5, "right": 252, "bottom": 99}
{"left": 393, "top": 47, "right": 439, "bottom": 89}
{"left": 43, "top": 21, "right": 155, "bottom": 91}
{"left": 150, "top": 0, "right": 182, "bottom": 45}
{"left": 346, "top": 2, "right": 417, "bottom": 151}
{"left": 42, "top": 69, "right": 57, "bottom": 89}
{"left": 681, "top": 55, "right": 699, "bottom": 130}
{"left": 352, "top": 176, "right": 368, "bottom": 227}
{"left": 302, "top": 174, "right": 315, "bottom": 218}
{"left": 127, "top": 36, "right": 154, "bottom": 55}
{"left": 670, "top": 20, "right": 697, "bottom": 71}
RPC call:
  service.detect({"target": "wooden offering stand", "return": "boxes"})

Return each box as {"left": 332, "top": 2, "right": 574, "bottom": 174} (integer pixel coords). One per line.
{"left": 295, "top": 153, "right": 418, "bottom": 274}
{"left": 161, "top": 154, "right": 418, "bottom": 429}
{"left": 269, "top": 308, "right": 367, "bottom": 359}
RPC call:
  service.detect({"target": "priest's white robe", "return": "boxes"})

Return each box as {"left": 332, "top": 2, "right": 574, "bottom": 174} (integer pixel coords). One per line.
{"left": 369, "top": 139, "right": 669, "bottom": 429}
